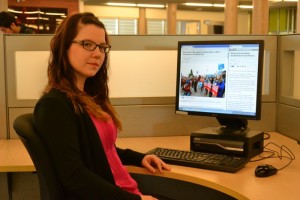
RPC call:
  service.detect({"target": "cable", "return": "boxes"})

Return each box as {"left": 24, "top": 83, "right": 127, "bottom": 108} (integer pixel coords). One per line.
{"left": 263, "top": 142, "right": 295, "bottom": 170}
{"left": 263, "top": 132, "right": 270, "bottom": 140}
{"left": 249, "top": 133, "right": 296, "bottom": 171}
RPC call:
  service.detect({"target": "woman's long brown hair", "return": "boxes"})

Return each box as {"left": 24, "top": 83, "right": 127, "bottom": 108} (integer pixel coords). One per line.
{"left": 46, "top": 12, "right": 122, "bottom": 130}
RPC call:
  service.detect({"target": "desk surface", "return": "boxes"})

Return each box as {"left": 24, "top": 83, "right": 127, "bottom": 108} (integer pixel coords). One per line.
{"left": 1, "top": 132, "right": 299, "bottom": 200}
{"left": 0, "top": 139, "right": 35, "bottom": 172}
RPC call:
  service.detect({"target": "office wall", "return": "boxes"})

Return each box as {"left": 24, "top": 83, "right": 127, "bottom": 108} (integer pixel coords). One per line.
{"left": 277, "top": 34, "right": 300, "bottom": 142}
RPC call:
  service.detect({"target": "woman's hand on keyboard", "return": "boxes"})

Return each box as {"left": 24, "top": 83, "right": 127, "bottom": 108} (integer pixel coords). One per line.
{"left": 141, "top": 154, "right": 171, "bottom": 174}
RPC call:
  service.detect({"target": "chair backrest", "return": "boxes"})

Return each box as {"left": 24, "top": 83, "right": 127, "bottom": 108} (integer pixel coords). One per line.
{"left": 13, "top": 113, "right": 64, "bottom": 200}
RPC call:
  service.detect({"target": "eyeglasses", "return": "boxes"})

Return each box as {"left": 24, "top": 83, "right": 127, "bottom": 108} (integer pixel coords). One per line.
{"left": 72, "top": 40, "right": 111, "bottom": 53}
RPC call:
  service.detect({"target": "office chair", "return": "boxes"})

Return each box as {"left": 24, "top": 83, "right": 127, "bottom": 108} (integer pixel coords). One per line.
{"left": 13, "top": 113, "right": 64, "bottom": 200}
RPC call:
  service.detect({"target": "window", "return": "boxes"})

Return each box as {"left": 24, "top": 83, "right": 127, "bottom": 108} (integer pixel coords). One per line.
{"left": 147, "top": 19, "right": 167, "bottom": 35}
{"left": 177, "top": 20, "right": 201, "bottom": 35}
{"left": 99, "top": 18, "right": 137, "bottom": 35}
{"left": 119, "top": 19, "right": 137, "bottom": 34}
{"left": 99, "top": 18, "right": 200, "bottom": 35}
{"left": 269, "top": 7, "right": 296, "bottom": 34}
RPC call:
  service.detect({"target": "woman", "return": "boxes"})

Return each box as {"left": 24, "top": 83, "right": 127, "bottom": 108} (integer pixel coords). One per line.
{"left": 33, "top": 12, "right": 170, "bottom": 200}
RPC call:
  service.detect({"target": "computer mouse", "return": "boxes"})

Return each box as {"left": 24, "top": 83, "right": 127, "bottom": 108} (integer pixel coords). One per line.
{"left": 255, "top": 164, "right": 278, "bottom": 177}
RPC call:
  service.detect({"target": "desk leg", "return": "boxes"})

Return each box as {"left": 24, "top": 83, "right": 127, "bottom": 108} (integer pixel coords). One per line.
{"left": 0, "top": 172, "right": 11, "bottom": 200}
{"left": 7, "top": 172, "right": 12, "bottom": 200}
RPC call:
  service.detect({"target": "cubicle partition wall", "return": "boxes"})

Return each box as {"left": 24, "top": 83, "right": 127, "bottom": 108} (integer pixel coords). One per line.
{"left": 277, "top": 34, "right": 300, "bottom": 143}
{"left": 0, "top": 34, "right": 278, "bottom": 139}
{"left": 0, "top": 34, "right": 6, "bottom": 139}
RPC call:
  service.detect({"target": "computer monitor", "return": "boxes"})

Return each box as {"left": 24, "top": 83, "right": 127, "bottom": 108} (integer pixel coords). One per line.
{"left": 175, "top": 40, "right": 264, "bottom": 132}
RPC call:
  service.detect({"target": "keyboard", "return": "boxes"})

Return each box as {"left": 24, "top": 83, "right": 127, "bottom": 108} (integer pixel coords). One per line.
{"left": 147, "top": 147, "right": 248, "bottom": 173}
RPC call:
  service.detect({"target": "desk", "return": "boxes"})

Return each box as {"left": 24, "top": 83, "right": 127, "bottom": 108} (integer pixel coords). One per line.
{"left": 0, "top": 139, "right": 35, "bottom": 172}
{"left": 0, "top": 132, "right": 299, "bottom": 200}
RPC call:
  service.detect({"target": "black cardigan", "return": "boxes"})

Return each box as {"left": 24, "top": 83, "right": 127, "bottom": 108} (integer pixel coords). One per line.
{"left": 33, "top": 89, "right": 144, "bottom": 200}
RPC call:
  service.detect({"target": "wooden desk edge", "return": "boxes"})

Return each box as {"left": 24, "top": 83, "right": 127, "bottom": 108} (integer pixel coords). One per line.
{"left": 0, "top": 166, "right": 36, "bottom": 173}
{"left": 126, "top": 166, "right": 249, "bottom": 200}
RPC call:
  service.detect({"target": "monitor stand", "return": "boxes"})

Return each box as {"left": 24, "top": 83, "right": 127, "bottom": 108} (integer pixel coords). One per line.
{"left": 216, "top": 116, "right": 248, "bottom": 130}
{"left": 190, "top": 118, "right": 264, "bottom": 158}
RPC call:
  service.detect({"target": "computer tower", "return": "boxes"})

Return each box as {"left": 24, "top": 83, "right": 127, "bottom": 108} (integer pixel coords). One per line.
{"left": 190, "top": 127, "right": 264, "bottom": 158}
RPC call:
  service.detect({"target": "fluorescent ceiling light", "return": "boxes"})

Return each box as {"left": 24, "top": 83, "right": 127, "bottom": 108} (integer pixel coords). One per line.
{"left": 238, "top": 5, "right": 253, "bottom": 9}
{"left": 107, "top": 3, "right": 136, "bottom": 7}
{"left": 27, "top": 25, "right": 38, "bottom": 29}
{"left": 7, "top": 8, "right": 23, "bottom": 14}
{"left": 45, "top": 12, "right": 66, "bottom": 16}
{"left": 26, "top": 17, "right": 49, "bottom": 20}
{"left": 26, "top": 17, "right": 39, "bottom": 20}
{"left": 213, "top": 4, "right": 225, "bottom": 8}
{"left": 185, "top": 3, "right": 213, "bottom": 7}
{"left": 23, "top": 11, "right": 44, "bottom": 14}
{"left": 107, "top": 2, "right": 164, "bottom": 8}
{"left": 137, "top": 4, "right": 165, "bottom": 8}
{"left": 185, "top": 3, "right": 224, "bottom": 8}
{"left": 270, "top": 0, "right": 298, "bottom": 1}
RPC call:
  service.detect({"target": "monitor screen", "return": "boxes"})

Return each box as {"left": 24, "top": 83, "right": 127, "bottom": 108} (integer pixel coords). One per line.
{"left": 175, "top": 40, "right": 264, "bottom": 130}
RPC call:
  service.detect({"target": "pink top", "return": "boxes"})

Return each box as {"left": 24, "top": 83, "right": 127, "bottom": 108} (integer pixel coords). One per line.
{"left": 90, "top": 115, "right": 141, "bottom": 195}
